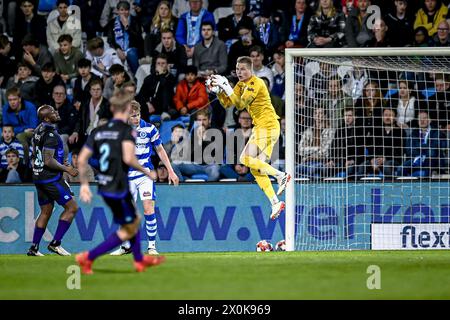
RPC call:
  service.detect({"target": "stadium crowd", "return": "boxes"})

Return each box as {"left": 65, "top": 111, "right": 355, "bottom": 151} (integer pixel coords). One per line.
{"left": 0, "top": 0, "right": 450, "bottom": 183}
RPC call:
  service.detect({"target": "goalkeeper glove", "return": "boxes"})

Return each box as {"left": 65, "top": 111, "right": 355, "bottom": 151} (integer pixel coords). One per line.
{"left": 211, "top": 75, "right": 234, "bottom": 97}
{"left": 205, "top": 78, "right": 222, "bottom": 94}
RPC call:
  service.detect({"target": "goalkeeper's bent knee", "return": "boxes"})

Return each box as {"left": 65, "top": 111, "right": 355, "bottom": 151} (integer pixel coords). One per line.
{"left": 240, "top": 154, "right": 254, "bottom": 168}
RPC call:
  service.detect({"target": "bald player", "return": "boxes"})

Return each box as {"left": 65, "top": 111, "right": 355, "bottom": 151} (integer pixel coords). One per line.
{"left": 27, "top": 105, "right": 79, "bottom": 256}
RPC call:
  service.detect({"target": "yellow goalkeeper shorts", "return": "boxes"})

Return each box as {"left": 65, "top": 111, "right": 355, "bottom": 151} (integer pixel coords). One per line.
{"left": 247, "top": 125, "right": 280, "bottom": 157}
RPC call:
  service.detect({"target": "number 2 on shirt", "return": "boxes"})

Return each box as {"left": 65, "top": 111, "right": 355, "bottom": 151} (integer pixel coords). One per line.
{"left": 99, "top": 143, "right": 110, "bottom": 172}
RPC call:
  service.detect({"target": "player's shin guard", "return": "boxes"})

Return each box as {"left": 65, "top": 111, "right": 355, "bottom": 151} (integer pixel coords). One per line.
{"left": 88, "top": 232, "right": 122, "bottom": 261}
{"left": 129, "top": 230, "right": 143, "bottom": 262}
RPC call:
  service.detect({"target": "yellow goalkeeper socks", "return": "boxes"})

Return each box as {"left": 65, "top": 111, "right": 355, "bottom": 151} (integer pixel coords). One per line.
{"left": 250, "top": 168, "right": 279, "bottom": 205}
{"left": 241, "top": 155, "right": 283, "bottom": 178}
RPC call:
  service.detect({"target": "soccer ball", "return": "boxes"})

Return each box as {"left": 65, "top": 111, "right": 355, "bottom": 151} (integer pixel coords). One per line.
{"left": 256, "top": 240, "right": 273, "bottom": 252}
{"left": 205, "top": 78, "right": 221, "bottom": 94}
{"left": 275, "top": 240, "right": 286, "bottom": 251}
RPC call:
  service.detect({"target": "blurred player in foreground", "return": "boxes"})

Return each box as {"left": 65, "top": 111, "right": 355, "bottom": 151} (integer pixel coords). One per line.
{"left": 75, "top": 91, "right": 165, "bottom": 274}
{"left": 110, "top": 100, "right": 179, "bottom": 256}
{"left": 209, "top": 56, "right": 290, "bottom": 220}
{"left": 28, "top": 105, "right": 79, "bottom": 256}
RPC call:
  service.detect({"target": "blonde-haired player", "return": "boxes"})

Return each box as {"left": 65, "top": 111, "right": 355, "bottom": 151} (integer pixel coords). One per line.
{"left": 110, "top": 100, "right": 179, "bottom": 255}
{"left": 209, "top": 56, "right": 290, "bottom": 220}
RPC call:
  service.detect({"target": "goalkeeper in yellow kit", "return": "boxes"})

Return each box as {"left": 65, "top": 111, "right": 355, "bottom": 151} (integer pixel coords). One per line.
{"left": 209, "top": 56, "right": 291, "bottom": 220}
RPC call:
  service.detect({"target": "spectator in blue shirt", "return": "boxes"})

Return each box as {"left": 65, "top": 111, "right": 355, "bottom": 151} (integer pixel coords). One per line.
{"left": 106, "top": 1, "right": 143, "bottom": 75}
{"left": 2, "top": 86, "right": 37, "bottom": 165}
{"left": 175, "top": 0, "right": 215, "bottom": 59}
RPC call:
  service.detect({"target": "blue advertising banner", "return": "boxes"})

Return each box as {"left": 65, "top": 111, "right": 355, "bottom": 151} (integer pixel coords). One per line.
{"left": 0, "top": 184, "right": 285, "bottom": 254}
{"left": 1, "top": 183, "right": 449, "bottom": 253}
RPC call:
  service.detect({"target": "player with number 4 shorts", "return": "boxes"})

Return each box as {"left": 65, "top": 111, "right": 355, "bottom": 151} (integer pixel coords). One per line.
{"left": 28, "top": 105, "right": 79, "bottom": 257}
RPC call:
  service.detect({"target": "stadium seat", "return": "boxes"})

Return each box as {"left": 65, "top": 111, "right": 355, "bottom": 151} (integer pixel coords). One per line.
{"left": 68, "top": 5, "right": 81, "bottom": 20}
{"left": 421, "top": 87, "right": 436, "bottom": 99}
{"left": 184, "top": 178, "right": 207, "bottom": 182}
{"left": 101, "top": 36, "right": 111, "bottom": 49}
{"left": 213, "top": 7, "right": 233, "bottom": 24}
{"left": 412, "top": 170, "right": 429, "bottom": 177}
{"left": 396, "top": 176, "right": 418, "bottom": 180}
{"left": 384, "top": 88, "right": 398, "bottom": 99}
{"left": 360, "top": 176, "right": 382, "bottom": 181}
{"left": 304, "top": 61, "right": 320, "bottom": 90}
{"left": 323, "top": 177, "right": 345, "bottom": 181}
{"left": 88, "top": 157, "right": 99, "bottom": 170}
{"left": 149, "top": 115, "right": 162, "bottom": 124}
{"left": 46, "top": 5, "right": 80, "bottom": 24}
{"left": 219, "top": 178, "right": 237, "bottom": 182}
{"left": 336, "top": 171, "right": 347, "bottom": 178}
{"left": 38, "top": 0, "right": 56, "bottom": 13}
{"left": 158, "top": 120, "right": 185, "bottom": 144}
{"left": 190, "top": 174, "right": 209, "bottom": 181}
{"left": 176, "top": 116, "right": 190, "bottom": 125}
{"left": 135, "top": 64, "right": 151, "bottom": 92}
{"left": 178, "top": 115, "right": 194, "bottom": 133}
{"left": 46, "top": 9, "right": 59, "bottom": 23}
{"left": 365, "top": 173, "right": 384, "bottom": 178}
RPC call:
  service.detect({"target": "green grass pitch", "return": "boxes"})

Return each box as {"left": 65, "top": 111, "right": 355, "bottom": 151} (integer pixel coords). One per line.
{"left": 1, "top": 251, "right": 449, "bottom": 299}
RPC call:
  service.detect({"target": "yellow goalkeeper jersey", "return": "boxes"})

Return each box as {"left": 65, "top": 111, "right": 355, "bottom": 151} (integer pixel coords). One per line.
{"left": 217, "top": 75, "right": 280, "bottom": 129}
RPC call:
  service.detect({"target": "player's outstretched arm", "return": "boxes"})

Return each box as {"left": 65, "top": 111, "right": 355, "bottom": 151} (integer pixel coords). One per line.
{"left": 154, "top": 144, "right": 179, "bottom": 186}
{"left": 77, "top": 146, "right": 93, "bottom": 203}
{"left": 122, "top": 140, "right": 157, "bottom": 180}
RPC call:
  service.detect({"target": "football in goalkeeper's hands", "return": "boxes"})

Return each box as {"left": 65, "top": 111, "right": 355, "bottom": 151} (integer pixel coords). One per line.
{"left": 256, "top": 240, "right": 273, "bottom": 252}
{"left": 205, "top": 78, "right": 221, "bottom": 94}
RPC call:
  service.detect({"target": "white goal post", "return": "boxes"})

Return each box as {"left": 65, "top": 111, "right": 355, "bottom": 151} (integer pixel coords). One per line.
{"left": 285, "top": 47, "right": 450, "bottom": 252}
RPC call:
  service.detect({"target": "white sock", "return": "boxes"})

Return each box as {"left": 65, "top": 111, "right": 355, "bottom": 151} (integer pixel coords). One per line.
{"left": 259, "top": 167, "right": 283, "bottom": 178}
{"left": 276, "top": 171, "right": 286, "bottom": 179}
{"left": 148, "top": 241, "right": 156, "bottom": 249}
{"left": 123, "top": 241, "right": 131, "bottom": 249}
{"left": 270, "top": 196, "right": 279, "bottom": 206}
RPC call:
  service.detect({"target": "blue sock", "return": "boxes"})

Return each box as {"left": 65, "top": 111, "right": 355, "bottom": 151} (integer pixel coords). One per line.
{"left": 129, "top": 230, "right": 143, "bottom": 262}
{"left": 88, "top": 232, "right": 122, "bottom": 261}
{"left": 32, "top": 226, "right": 45, "bottom": 246}
{"left": 53, "top": 220, "right": 71, "bottom": 242}
{"left": 144, "top": 214, "right": 157, "bottom": 248}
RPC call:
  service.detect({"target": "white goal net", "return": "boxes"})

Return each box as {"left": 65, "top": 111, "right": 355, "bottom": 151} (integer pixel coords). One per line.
{"left": 285, "top": 48, "right": 450, "bottom": 251}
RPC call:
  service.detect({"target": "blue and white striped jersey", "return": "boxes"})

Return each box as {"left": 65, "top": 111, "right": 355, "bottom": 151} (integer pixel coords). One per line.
{"left": 128, "top": 119, "right": 162, "bottom": 180}
{"left": 0, "top": 139, "right": 25, "bottom": 168}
